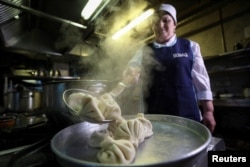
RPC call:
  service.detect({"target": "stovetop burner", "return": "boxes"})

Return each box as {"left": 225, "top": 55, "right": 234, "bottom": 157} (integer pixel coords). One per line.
{"left": 0, "top": 109, "right": 52, "bottom": 151}
{"left": 0, "top": 118, "right": 59, "bottom": 167}
{"left": 0, "top": 106, "right": 60, "bottom": 167}
{"left": 0, "top": 110, "right": 48, "bottom": 133}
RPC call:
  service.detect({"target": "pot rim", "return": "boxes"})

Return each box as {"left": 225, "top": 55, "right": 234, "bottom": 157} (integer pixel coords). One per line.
{"left": 42, "top": 79, "right": 120, "bottom": 85}
{"left": 5, "top": 90, "right": 42, "bottom": 94}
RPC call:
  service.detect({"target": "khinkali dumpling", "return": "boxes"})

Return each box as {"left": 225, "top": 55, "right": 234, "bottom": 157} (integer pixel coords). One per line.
{"left": 67, "top": 92, "right": 88, "bottom": 113}
{"left": 107, "top": 119, "right": 126, "bottom": 137}
{"left": 90, "top": 114, "right": 153, "bottom": 165}
{"left": 67, "top": 92, "right": 123, "bottom": 122}
{"left": 67, "top": 92, "right": 106, "bottom": 121}
{"left": 112, "top": 119, "right": 145, "bottom": 148}
{"left": 136, "top": 113, "right": 154, "bottom": 138}
{"left": 97, "top": 136, "right": 136, "bottom": 164}
{"left": 98, "top": 93, "right": 123, "bottom": 121}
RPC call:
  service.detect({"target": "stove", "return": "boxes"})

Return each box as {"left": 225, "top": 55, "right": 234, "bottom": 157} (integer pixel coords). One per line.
{"left": 0, "top": 108, "right": 58, "bottom": 167}
{"left": 0, "top": 129, "right": 58, "bottom": 167}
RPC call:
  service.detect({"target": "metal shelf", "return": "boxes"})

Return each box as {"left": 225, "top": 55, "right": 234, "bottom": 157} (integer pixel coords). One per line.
{"left": 213, "top": 98, "right": 250, "bottom": 107}
{"left": 5, "top": 75, "right": 80, "bottom": 82}
{"left": 208, "top": 65, "right": 250, "bottom": 74}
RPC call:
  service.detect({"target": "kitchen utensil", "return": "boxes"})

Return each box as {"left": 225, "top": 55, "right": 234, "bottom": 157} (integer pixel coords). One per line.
{"left": 11, "top": 68, "right": 34, "bottom": 76}
{"left": 63, "top": 89, "right": 114, "bottom": 124}
{"left": 49, "top": 69, "right": 61, "bottom": 77}
{"left": 4, "top": 90, "right": 42, "bottom": 112}
{"left": 42, "top": 79, "right": 118, "bottom": 129}
{"left": 51, "top": 114, "right": 211, "bottom": 167}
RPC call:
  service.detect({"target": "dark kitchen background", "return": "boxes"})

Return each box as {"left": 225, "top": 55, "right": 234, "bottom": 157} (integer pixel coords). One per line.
{"left": 0, "top": 0, "right": 250, "bottom": 166}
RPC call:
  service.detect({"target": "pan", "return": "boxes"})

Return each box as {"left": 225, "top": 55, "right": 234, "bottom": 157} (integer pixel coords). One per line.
{"left": 51, "top": 114, "right": 211, "bottom": 167}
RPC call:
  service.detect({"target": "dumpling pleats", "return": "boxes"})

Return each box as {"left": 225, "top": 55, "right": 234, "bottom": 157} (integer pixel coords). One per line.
{"left": 97, "top": 136, "right": 136, "bottom": 164}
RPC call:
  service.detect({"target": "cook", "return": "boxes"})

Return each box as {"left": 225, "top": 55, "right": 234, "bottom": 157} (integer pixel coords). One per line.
{"left": 110, "top": 3, "right": 216, "bottom": 133}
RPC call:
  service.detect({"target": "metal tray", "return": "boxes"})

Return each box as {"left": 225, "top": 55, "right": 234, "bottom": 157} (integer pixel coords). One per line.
{"left": 51, "top": 114, "right": 211, "bottom": 167}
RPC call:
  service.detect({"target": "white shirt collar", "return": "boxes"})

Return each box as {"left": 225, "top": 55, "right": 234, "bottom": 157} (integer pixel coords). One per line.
{"left": 153, "top": 34, "right": 177, "bottom": 48}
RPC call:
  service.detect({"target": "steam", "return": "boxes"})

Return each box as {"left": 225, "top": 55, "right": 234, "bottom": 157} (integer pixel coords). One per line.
{"left": 54, "top": 0, "right": 155, "bottom": 81}
{"left": 54, "top": 21, "right": 84, "bottom": 51}
{"left": 54, "top": 0, "right": 159, "bottom": 115}
{"left": 93, "top": 0, "right": 153, "bottom": 79}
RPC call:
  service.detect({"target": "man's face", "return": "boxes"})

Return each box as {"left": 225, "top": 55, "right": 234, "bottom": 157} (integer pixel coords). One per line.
{"left": 153, "top": 12, "right": 176, "bottom": 43}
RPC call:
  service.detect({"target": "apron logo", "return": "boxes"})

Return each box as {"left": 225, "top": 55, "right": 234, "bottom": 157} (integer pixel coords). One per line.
{"left": 173, "top": 53, "right": 188, "bottom": 58}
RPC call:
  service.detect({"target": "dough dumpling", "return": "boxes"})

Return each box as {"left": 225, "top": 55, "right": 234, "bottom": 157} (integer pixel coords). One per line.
{"left": 136, "top": 113, "right": 154, "bottom": 138}
{"left": 112, "top": 119, "right": 145, "bottom": 148}
{"left": 67, "top": 92, "right": 123, "bottom": 122}
{"left": 97, "top": 136, "right": 136, "bottom": 164}
{"left": 67, "top": 93, "right": 105, "bottom": 121}
{"left": 67, "top": 92, "right": 87, "bottom": 113}
{"left": 98, "top": 93, "right": 123, "bottom": 121}
{"left": 109, "top": 113, "right": 153, "bottom": 148}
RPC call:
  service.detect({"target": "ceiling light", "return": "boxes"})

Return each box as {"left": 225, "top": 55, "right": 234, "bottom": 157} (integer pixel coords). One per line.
{"left": 14, "top": 15, "right": 19, "bottom": 19}
{"left": 112, "top": 8, "right": 154, "bottom": 40}
{"left": 90, "top": 0, "right": 110, "bottom": 22}
{"left": 81, "top": 0, "right": 103, "bottom": 20}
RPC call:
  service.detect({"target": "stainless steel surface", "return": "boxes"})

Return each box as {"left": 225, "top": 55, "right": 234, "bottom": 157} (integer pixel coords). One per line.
{"left": 0, "top": 112, "right": 48, "bottom": 133}
{"left": 51, "top": 114, "right": 211, "bottom": 167}
{"left": 0, "top": 0, "right": 116, "bottom": 57}
{"left": 7, "top": 75, "right": 80, "bottom": 81}
{"left": 0, "top": 0, "right": 87, "bottom": 29}
{"left": 0, "top": 0, "right": 27, "bottom": 24}
{"left": 62, "top": 89, "right": 114, "bottom": 124}
{"left": 213, "top": 98, "right": 250, "bottom": 107}
{"left": 207, "top": 137, "right": 226, "bottom": 151}
{"left": 5, "top": 90, "right": 42, "bottom": 112}
{"left": 195, "top": 137, "right": 226, "bottom": 167}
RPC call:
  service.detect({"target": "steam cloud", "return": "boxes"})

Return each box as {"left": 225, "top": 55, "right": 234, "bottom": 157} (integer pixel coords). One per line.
{"left": 55, "top": 0, "right": 155, "bottom": 81}
{"left": 92, "top": 0, "right": 153, "bottom": 80}
{"left": 54, "top": 0, "right": 159, "bottom": 114}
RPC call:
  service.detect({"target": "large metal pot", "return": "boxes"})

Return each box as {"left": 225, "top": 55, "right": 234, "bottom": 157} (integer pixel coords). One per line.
{"left": 4, "top": 90, "right": 42, "bottom": 112}
{"left": 51, "top": 114, "right": 212, "bottom": 167}
{"left": 42, "top": 79, "right": 118, "bottom": 129}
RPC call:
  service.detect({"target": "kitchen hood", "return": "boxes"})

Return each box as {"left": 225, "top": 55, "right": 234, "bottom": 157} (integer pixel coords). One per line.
{"left": 1, "top": 0, "right": 221, "bottom": 58}
{"left": 0, "top": 0, "right": 115, "bottom": 57}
